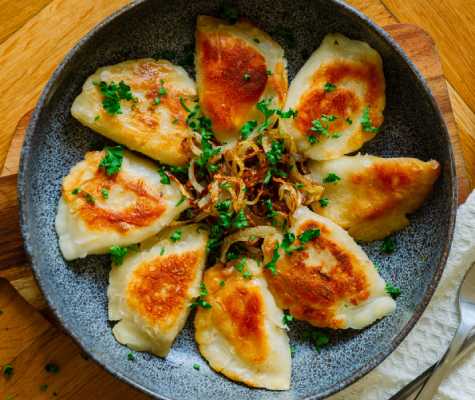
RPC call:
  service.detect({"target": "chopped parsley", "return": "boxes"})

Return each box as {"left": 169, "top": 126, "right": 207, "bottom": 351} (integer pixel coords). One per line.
{"left": 319, "top": 198, "right": 329, "bottom": 207}
{"left": 182, "top": 102, "right": 221, "bottom": 174}
{"left": 71, "top": 187, "right": 80, "bottom": 195}
{"left": 277, "top": 108, "right": 298, "bottom": 119}
{"left": 304, "top": 329, "right": 330, "bottom": 351}
{"left": 264, "top": 199, "right": 277, "bottom": 220}
{"left": 94, "top": 80, "right": 135, "bottom": 115}
{"left": 100, "top": 188, "right": 109, "bottom": 199}
{"left": 153, "top": 79, "right": 167, "bottom": 105}
{"left": 170, "top": 230, "right": 182, "bottom": 242}
{"left": 385, "top": 283, "right": 401, "bottom": 299}
{"left": 220, "top": 182, "right": 232, "bottom": 191}
{"left": 281, "top": 232, "right": 304, "bottom": 255}
{"left": 290, "top": 345, "right": 296, "bottom": 357}
{"left": 190, "top": 283, "right": 212, "bottom": 309}
{"left": 226, "top": 244, "right": 242, "bottom": 261}
{"left": 233, "top": 258, "right": 252, "bottom": 279}
{"left": 193, "top": 363, "right": 201, "bottom": 371}
{"left": 346, "top": 117, "right": 353, "bottom": 125}
{"left": 256, "top": 98, "right": 297, "bottom": 133}
{"left": 219, "top": 280, "right": 225, "bottom": 287}
{"left": 176, "top": 195, "right": 187, "bottom": 207}
{"left": 3, "top": 364, "right": 13, "bottom": 377}
{"left": 158, "top": 83, "right": 167, "bottom": 96}
{"left": 127, "top": 352, "right": 135, "bottom": 361}
{"left": 380, "top": 237, "right": 396, "bottom": 254}
{"left": 109, "top": 244, "right": 138, "bottom": 266}
{"left": 207, "top": 224, "right": 225, "bottom": 257}
{"left": 361, "top": 106, "right": 379, "bottom": 134}
{"left": 84, "top": 193, "right": 95, "bottom": 205}
{"left": 243, "top": 72, "right": 251, "bottom": 81}
{"left": 324, "top": 82, "right": 336, "bottom": 92}
{"left": 309, "top": 114, "right": 337, "bottom": 143}
{"left": 256, "top": 98, "right": 277, "bottom": 132}
{"left": 160, "top": 247, "right": 165, "bottom": 256}
{"left": 240, "top": 120, "right": 258, "bottom": 139}
{"left": 266, "top": 139, "right": 285, "bottom": 165}
{"left": 45, "top": 363, "right": 60, "bottom": 374}
{"left": 169, "top": 164, "right": 188, "bottom": 178}
{"left": 242, "top": 270, "right": 253, "bottom": 279}
{"left": 295, "top": 182, "right": 305, "bottom": 189}
{"left": 234, "top": 257, "right": 246, "bottom": 273}
{"left": 282, "top": 311, "right": 293, "bottom": 327}
{"left": 233, "top": 209, "right": 249, "bottom": 229}
{"left": 323, "top": 172, "right": 341, "bottom": 183}
{"left": 253, "top": 37, "right": 260, "bottom": 44}
{"left": 179, "top": 96, "right": 191, "bottom": 112}
{"left": 264, "top": 242, "right": 280, "bottom": 275}
{"left": 94, "top": 115, "right": 100, "bottom": 121}
{"left": 298, "top": 228, "right": 320, "bottom": 244}
{"left": 99, "top": 146, "right": 124, "bottom": 176}
{"left": 215, "top": 200, "right": 233, "bottom": 229}
{"left": 266, "top": 69, "right": 272, "bottom": 76}
{"left": 158, "top": 167, "right": 171, "bottom": 184}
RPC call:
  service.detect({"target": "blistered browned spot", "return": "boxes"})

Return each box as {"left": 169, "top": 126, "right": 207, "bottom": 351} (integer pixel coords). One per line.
{"left": 296, "top": 89, "right": 360, "bottom": 134}
{"left": 264, "top": 221, "right": 370, "bottom": 328}
{"left": 349, "top": 160, "right": 433, "bottom": 220}
{"left": 295, "top": 60, "right": 384, "bottom": 137}
{"left": 203, "top": 265, "right": 269, "bottom": 364}
{"left": 63, "top": 153, "right": 166, "bottom": 233}
{"left": 127, "top": 251, "right": 200, "bottom": 329}
{"left": 197, "top": 32, "right": 268, "bottom": 133}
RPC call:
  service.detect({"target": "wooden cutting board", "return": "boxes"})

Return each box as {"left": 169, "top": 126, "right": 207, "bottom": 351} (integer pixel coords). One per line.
{"left": 0, "top": 23, "right": 470, "bottom": 399}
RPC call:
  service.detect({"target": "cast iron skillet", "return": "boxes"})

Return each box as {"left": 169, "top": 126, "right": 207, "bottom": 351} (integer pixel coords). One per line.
{"left": 18, "top": 0, "right": 456, "bottom": 399}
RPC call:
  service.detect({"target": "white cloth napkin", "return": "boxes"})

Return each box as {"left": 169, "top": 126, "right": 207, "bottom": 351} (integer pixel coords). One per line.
{"left": 329, "top": 190, "right": 475, "bottom": 400}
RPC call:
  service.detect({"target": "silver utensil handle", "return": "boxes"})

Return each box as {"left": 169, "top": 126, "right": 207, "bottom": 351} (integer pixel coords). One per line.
{"left": 390, "top": 329, "right": 475, "bottom": 400}
{"left": 414, "top": 320, "right": 472, "bottom": 399}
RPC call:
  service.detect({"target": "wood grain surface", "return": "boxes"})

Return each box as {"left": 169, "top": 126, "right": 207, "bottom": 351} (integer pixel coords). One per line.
{"left": 0, "top": 1, "right": 473, "bottom": 399}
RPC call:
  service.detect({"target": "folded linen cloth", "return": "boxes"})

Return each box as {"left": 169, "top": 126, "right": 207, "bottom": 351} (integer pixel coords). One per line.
{"left": 330, "top": 190, "right": 475, "bottom": 400}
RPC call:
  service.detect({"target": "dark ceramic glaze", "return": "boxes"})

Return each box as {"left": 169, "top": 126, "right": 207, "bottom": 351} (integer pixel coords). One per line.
{"left": 18, "top": 0, "right": 456, "bottom": 399}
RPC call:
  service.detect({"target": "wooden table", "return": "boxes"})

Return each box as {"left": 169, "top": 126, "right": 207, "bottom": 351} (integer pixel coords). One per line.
{"left": 0, "top": 1, "right": 474, "bottom": 399}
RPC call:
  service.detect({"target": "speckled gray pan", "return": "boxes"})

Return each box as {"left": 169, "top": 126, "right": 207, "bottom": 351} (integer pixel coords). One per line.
{"left": 18, "top": 0, "right": 457, "bottom": 399}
